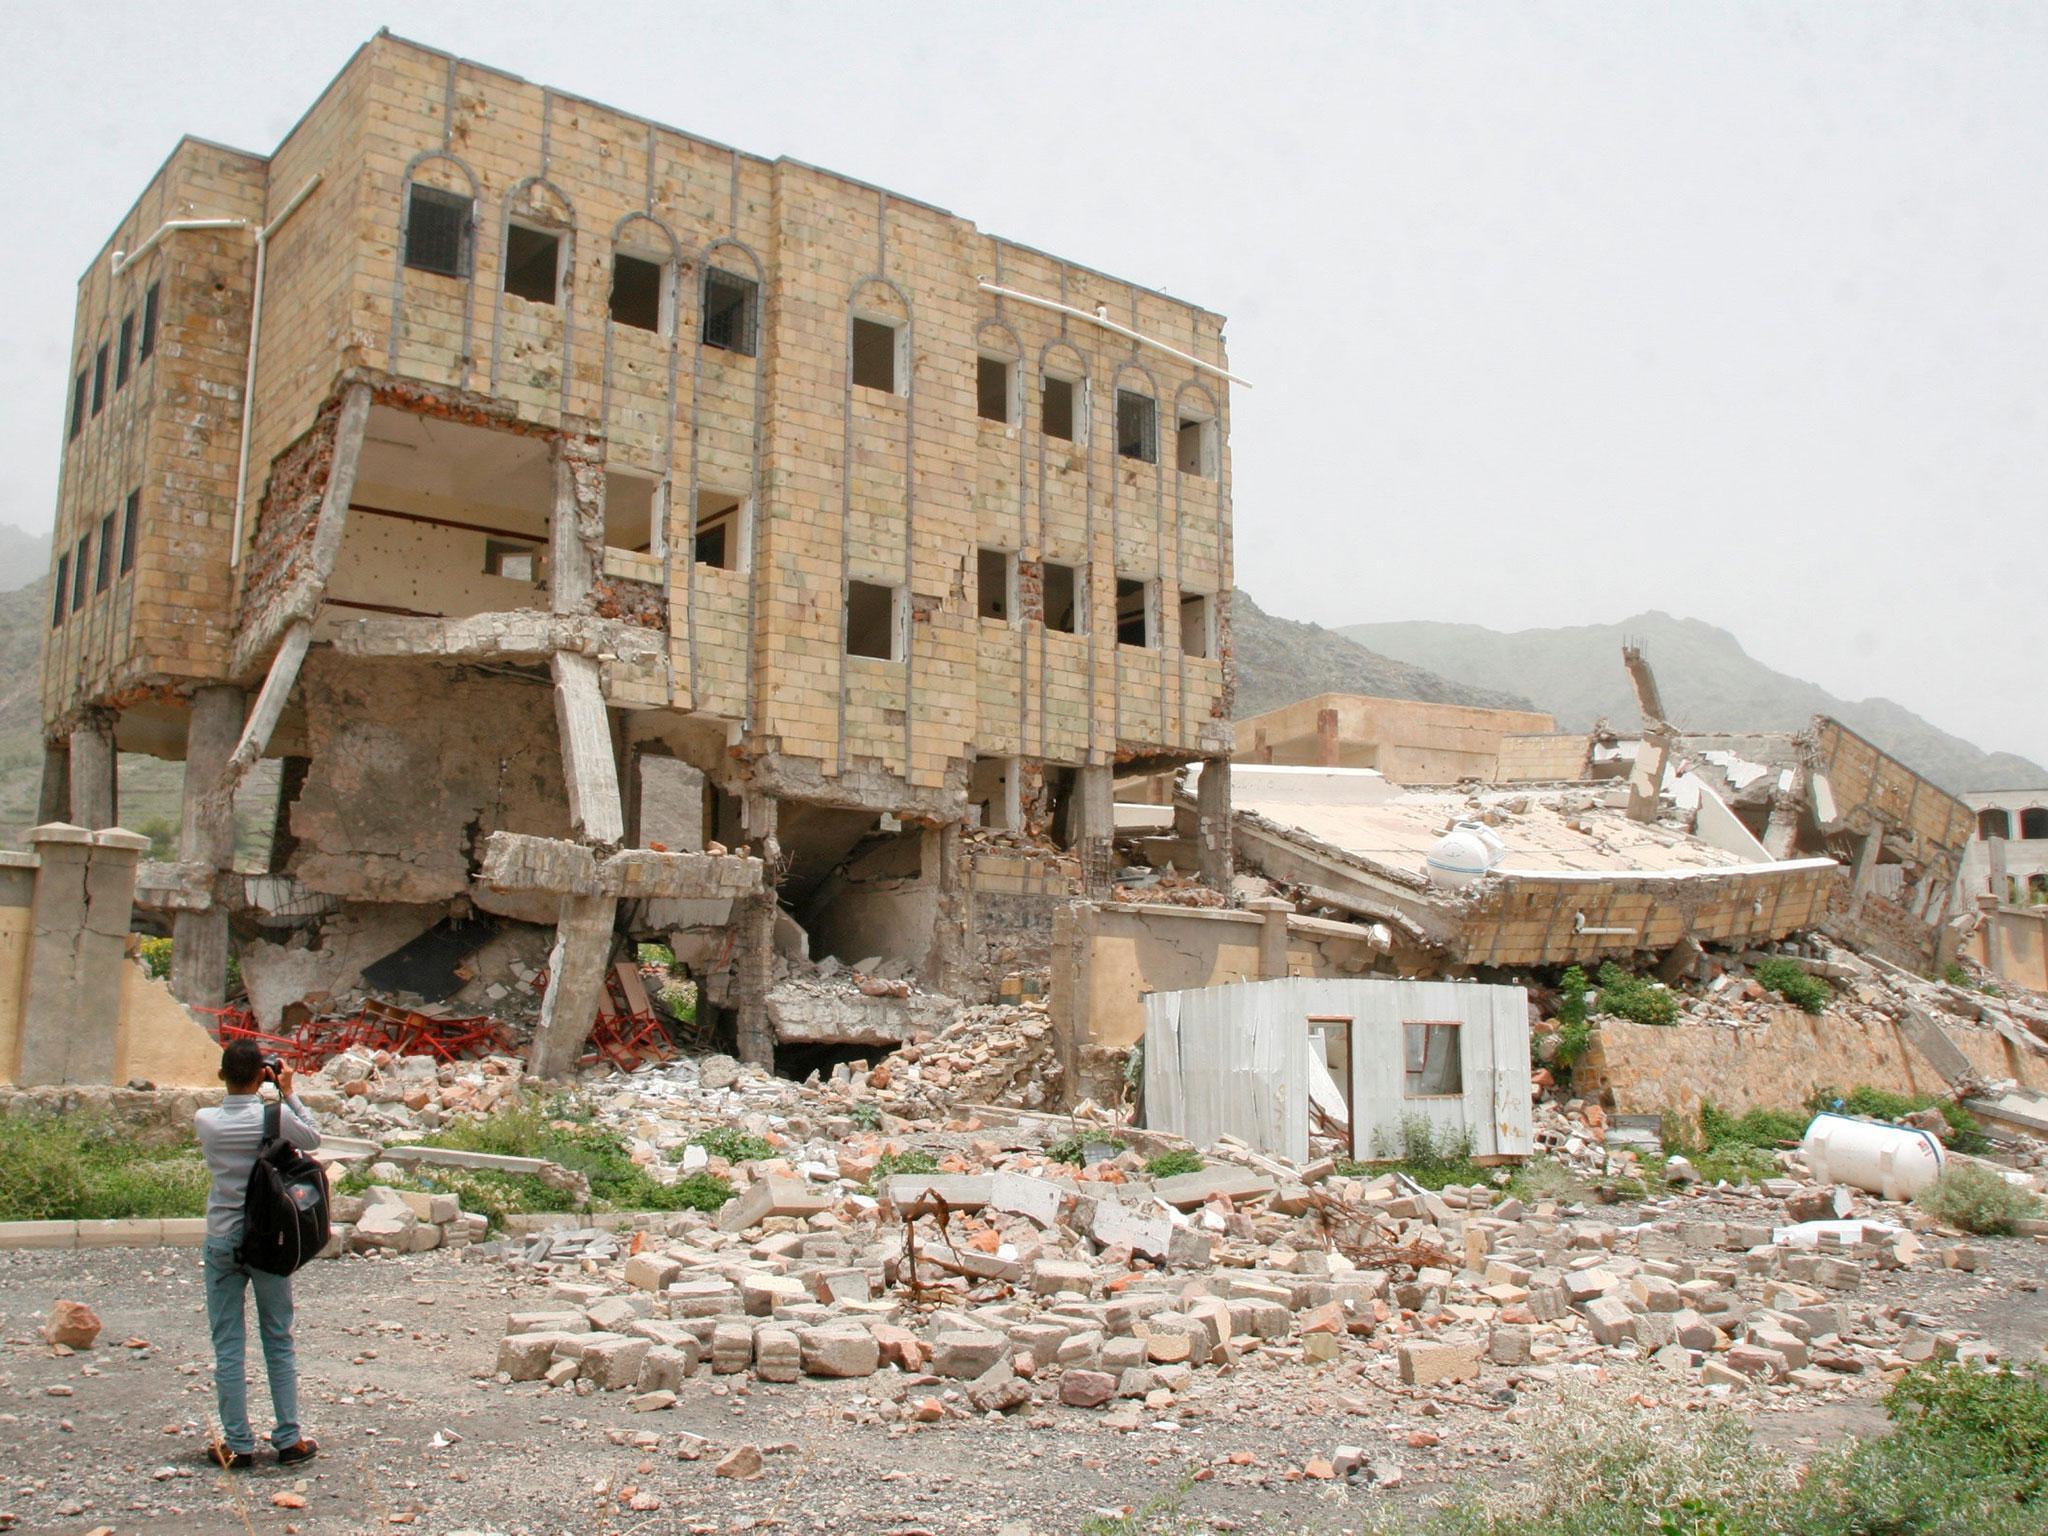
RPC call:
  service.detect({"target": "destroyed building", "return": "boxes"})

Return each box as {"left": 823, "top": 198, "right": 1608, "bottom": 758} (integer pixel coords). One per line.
{"left": 33, "top": 30, "right": 1235, "bottom": 1076}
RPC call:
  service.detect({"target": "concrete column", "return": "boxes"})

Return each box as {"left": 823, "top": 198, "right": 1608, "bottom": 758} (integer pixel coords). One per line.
{"left": 17, "top": 825, "right": 149, "bottom": 1085}
{"left": 37, "top": 740, "right": 70, "bottom": 824}
{"left": 1760, "top": 770, "right": 1806, "bottom": 860}
{"left": 1073, "top": 762, "right": 1115, "bottom": 894}
{"left": 732, "top": 890, "right": 779, "bottom": 1069}
{"left": 1987, "top": 837, "right": 2010, "bottom": 903}
{"left": 1248, "top": 896, "right": 1293, "bottom": 980}
{"left": 1315, "top": 709, "right": 1340, "bottom": 768}
{"left": 1196, "top": 756, "right": 1233, "bottom": 893}
{"left": 68, "top": 712, "right": 118, "bottom": 830}
{"left": 528, "top": 893, "right": 619, "bottom": 1077}
{"left": 550, "top": 445, "right": 597, "bottom": 615}
{"left": 170, "top": 685, "right": 246, "bottom": 1007}
{"left": 1848, "top": 828, "right": 1883, "bottom": 916}
{"left": 552, "top": 651, "right": 626, "bottom": 844}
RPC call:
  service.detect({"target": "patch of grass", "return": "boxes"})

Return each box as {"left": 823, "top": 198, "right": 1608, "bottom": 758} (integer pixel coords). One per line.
{"left": 1047, "top": 1134, "right": 1126, "bottom": 1167}
{"left": 1807, "top": 1085, "right": 1996, "bottom": 1156}
{"left": 848, "top": 1102, "right": 882, "bottom": 1131}
{"left": 0, "top": 1112, "right": 209, "bottom": 1222}
{"left": 656, "top": 978, "right": 697, "bottom": 1025}
{"left": 1143, "top": 1149, "right": 1205, "bottom": 1179}
{"left": 1886, "top": 1360, "right": 2048, "bottom": 1501}
{"left": 1660, "top": 1101, "right": 1805, "bottom": 1186}
{"left": 1356, "top": 1115, "right": 1486, "bottom": 1191}
{"left": 686, "top": 1127, "right": 773, "bottom": 1164}
{"left": 869, "top": 1149, "right": 940, "bottom": 1183}
{"left": 1941, "top": 961, "right": 1972, "bottom": 988}
{"left": 1506, "top": 1157, "right": 1584, "bottom": 1205}
{"left": 636, "top": 942, "right": 676, "bottom": 971}
{"left": 1752, "top": 956, "right": 1832, "bottom": 1014}
{"left": 1595, "top": 962, "right": 1679, "bottom": 1027}
{"left": 1916, "top": 1162, "right": 2043, "bottom": 1236}
{"left": 1079, "top": 1473, "right": 1200, "bottom": 1535}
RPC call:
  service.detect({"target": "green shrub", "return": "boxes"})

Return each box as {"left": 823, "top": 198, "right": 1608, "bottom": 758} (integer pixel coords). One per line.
{"left": 1595, "top": 963, "right": 1679, "bottom": 1027}
{"left": 1886, "top": 1361, "right": 2048, "bottom": 1503}
{"left": 687, "top": 1127, "right": 773, "bottom": 1164}
{"left": 1807, "top": 1085, "right": 1995, "bottom": 1155}
{"left": 848, "top": 1101, "right": 882, "bottom": 1131}
{"left": 1752, "top": 956, "right": 1831, "bottom": 1013}
{"left": 1917, "top": 1162, "right": 2043, "bottom": 1236}
{"left": 0, "top": 1113, "right": 208, "bottom": 1222}
{"left": 636, "top": 942, "right": 677, "bottom": 971}
{"left": 138, "top": 934, "right": 173, "bottom": 980}
{"left": 1556, "top": 965, "right": 1588, "bottom": 1027}
{"left": 657, "top": 978, "right": 698, "bottom": 1025}
{"left": 870, "top": 1149, "right": 939, "bottom": 1181}
{"left": 1660, "top": 1101, "right": 1803, "bottom": 1185}
{"left": 1143, "top": 1149, "right": 1205, "bottom": 1179}
{"left": 1941, "top": 961, "right": 1972, "bottom": 988}
{"left": 1551, "top": 1015, "right": 1592, "bottom": 1070}
{"left": 1356, "top": 1115, "right": 1485, "bottom": 1190}
{"left": 1506, "top": 1157, "right": 1583, "bottom": 1205}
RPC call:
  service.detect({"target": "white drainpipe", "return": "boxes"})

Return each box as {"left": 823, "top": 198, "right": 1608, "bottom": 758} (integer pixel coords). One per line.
{"left": 974, "top": 280, "right": 1251, "bottom": 389}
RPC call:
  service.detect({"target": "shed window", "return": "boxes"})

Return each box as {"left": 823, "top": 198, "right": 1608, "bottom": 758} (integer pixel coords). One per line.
{"left": 1116, "top": 576, "right": 1154, "bottom": 648}
{"left": 503, "top": 224, "right": 562, "bottom": 304}
{"left": 1403, "top": 1021, "right": 1463, "bottom": 1096}
{"left": 119, "top": 490, "right": 139, "bottom": 574}
{"left": 116, "top": 314, "right": 134, "bottom": 390}
{"left": 2022, "top": 808, "right": 2048, "bottom": 841}
{"left": 609, "top": 252, "right": 665, "bottom": 333}
{"left": 403, "top": 184, "right": 472, "bottom": 277}
{"left": 852, "top": 316, "right": 902, "bottom": 394}
{"left": 138, "top": 281, "right": 159, "bottom": 360}
{"left": 977, "top": 355, "right": 1014, "bottom": 424}
{"left": 845, "top": 580, "right": 901, "bottom": 660}
{"left": 703, "top": 269, "right": 758, "bottom": 356}
{"left": 1115, "top": 388, "right": 1156, "bottom": 462}
{"left": 95, "top": 513, "right": 114, "bottom": 593}
{"left": 977, "top": 547, "right": 1014, "bottom": 621}
{"left": 1042, "top": 374, "right": 1078, "bottom": 442}
{"left": 1042, "top": 561, "right": 1078, "bottom": 633}
{"left": 1979, "top": 808, "right": 2012, "bottom": 841}
{"left": 51, "top": 554, "right": 67, "bottom": 626}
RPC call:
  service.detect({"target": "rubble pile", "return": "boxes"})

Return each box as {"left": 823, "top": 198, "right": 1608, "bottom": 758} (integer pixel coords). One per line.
{"left": 472, "top": 1123, "right": 2042, "bottom": 1429}
{"left": 329, "top": 1183, "right": 491, "bottom": 1255}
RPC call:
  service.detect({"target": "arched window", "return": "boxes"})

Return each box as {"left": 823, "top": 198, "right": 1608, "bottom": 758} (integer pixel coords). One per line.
{"left": 2021, "top": 808, "right": 2048, "bottom": 841}
{"left": 1979, "top": 808, "right": 2012, "bottom": 840}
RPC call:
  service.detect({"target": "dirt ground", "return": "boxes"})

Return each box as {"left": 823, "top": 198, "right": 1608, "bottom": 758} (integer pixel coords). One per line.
{"left": 2, "top": 1215, "right": 2044, "bottom": 1536}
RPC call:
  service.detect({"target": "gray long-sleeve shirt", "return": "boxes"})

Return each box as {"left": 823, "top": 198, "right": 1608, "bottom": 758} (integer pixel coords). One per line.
{"left": 195, "top": 1092, "right": 322, "bottom": 1242}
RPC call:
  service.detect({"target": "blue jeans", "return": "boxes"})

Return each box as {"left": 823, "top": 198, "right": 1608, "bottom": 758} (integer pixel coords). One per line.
{"left": 202, "top": 1237, "right": 300, "bottom": 1453}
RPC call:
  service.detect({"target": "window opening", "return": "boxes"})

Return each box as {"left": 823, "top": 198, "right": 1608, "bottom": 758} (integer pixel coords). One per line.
{"left": 1979, "top": 808, "right": 2012, "bottom": 841}
{"left": 1042, "top": 561, "right": 1078, "bottom": 634}
{"left": 69, "top": 369, "right": 87, "bottom": 441}
{"left": 120, "top": 491, "right": 139, "bottom": 575}
{"left": 71, "top": 536, "right": 90, "bottom": 611}
{"left": 503, "top": 223, "right": 562, "bottom": 305}
{"left": 1116, "top": 577, "right": 1153, "bottom": 648}
{"left": 1115, "top": 388, "right": 1156, "bottom": 462}
{"left": 969, "top": 755, "right": 1021, "bottom": 831}
{"left": 1177, "top": 415, "right": 1215, "bottom": 477}
{"left": 977, "top": 355, "right": 1014, "bottom": 424}
{"left": 2022, "top": 808, "right": 2048, "bottom": 841}
{"left": 851, "top": 316, "right": 900, "bottom": 393}
{"left": 483, "top": 539, "right": 538, "bottom": 583}
{"left": 845, "top": 580, "right": 900, "bottom": 660}
{"left": 116, "top": 314, "right": 134, "bottom": 390}
{"left": 51, "top": 554, "right": 67, "bottom": 626}
{"left": 403, "top": 184, "right": 472, "bottom": 277}
{"left": 603, "top": 471, "right": 660, "bottom": 554}
{"left": 1042, "top": 374, "right": 1077, "bottom": 442}
{"left": 1403, "top": 1021, "right": 1463, "bottom": 1096}
{"left": 138, "top": 281, "right": 159, "bottom": 360}
{"left": 977, "top": 547, "right": 1014, "bottom": 621}
{"left": 703, "top": 269, "right": 758, "bottom": 356}
{"left": 95, "top": 512, "right": 114, "bottom": 592}
{"left": 91, "top": 344, "right": 108, "bottom": 416}
{"left": 1307, "top": 1016, "right": 1356, "bottom": 1158}
{"left": 695, "top": 492, "right": 745, "bottom": 571}
{"left": 609, "top": 252, "right": 665, "bottom": 333}
{"left": 1180, "top": 591, "right": 1211, "bottom": 657}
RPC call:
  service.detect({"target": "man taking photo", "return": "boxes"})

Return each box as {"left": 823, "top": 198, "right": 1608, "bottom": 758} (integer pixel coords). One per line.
{"left": 194, "top": 1039, "right": 322, "bottom": 1470}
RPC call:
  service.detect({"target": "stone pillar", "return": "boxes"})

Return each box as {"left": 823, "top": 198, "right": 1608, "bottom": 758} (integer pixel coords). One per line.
{"left": 1315, "top": 708, "right": 1340, "bottom": 768}
{"left": 1073, "top": 762, "right": 1115, "bottom": 894}
{"left": 1248, "top": 896, "right": 1293, "bottom": 980}
{"left": 1847, "top": 828, "right": 1883, "bottom": 917}
{"left": 170, "top": 686, "right": 245, "bottom": 1007}
{"left": 37, "top": 740, "right": 70, "bottom": 824}
{"left": 1760, "top": 769, "right": 1806, "bottom": 860}
{"left": 528, "top": 893, "right": 619, "bottom": 1077}
{"left": 732, "top": 890, "right": 779, "bottom": 1070}
{"left": 1987, "top": 837, "right": 2010, "bottom": 904}
{"left": 17, "top": 824, "right": 150, "bottom": 1085}
{"left": 68, "top": 711, "right": 118, "bottom": 830}
{"left": 550, "top": 443, "right": 598, "bottom": 615}
{"left": 552, "top": 651, "right": 626, "bottom": 844}
{"left": 1196, "top": 756, "right": 1233, "bottom": 893}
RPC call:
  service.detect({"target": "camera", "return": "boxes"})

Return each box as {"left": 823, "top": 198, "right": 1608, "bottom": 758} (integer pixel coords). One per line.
{"left": 261, "top": 1055, "right": 285, "bottom": 1079}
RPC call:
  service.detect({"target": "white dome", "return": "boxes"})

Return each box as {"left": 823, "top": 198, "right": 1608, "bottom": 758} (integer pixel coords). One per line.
{"left": 1425, "top": 821, "right": 1506, "bottom": 890}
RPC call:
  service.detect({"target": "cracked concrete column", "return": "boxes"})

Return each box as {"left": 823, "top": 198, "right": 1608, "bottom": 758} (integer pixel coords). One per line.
{"left": 733, "top": 890, "right": 779, "bottom": 1070}
{"left": 68, "top": 711, "right": 118, "bottom": 831}
{"left": 1074, "top": 762, "right": 1115, "bottom": 895}
{"left": 1248, "top": 896, "right": 1293, "bottom": 980}
{"left": 552, "top": 651, "right": 626, "bottom": 844}
{"left": 1196, "top": 756, "right": 1233, "bottom": 892}
{"left": 1987, "top": 837, "right": 2010, "bottom": 903}
{"left": 171, "top": 685, "right": 246, "bottom": 1007}
{"left": 37, "top": 740, "right": 69, "bottom": 824}
{"left": 528, "top": 893, "right": 618, "bottom": 1077}
{"left": 17, "top": 824, "right": 149, "bottom": 1085}
{"left": 1847, "top": 828, "right": 1883, "bottom": 917}
{"left": 1761, "top": 768, "right": 1807, "bottom": 860}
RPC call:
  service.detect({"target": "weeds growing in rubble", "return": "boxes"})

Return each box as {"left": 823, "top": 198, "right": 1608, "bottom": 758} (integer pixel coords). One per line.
{"left": 1143, "top": 1148, "right": 1205, "bottom": 1179}
{"left": 1593, "top": 962, "right": 1680, "bottom": 1026}
{"left": 1751, "top": 955, "right": 1833, "bottom": 1013}
{"left": 138, "top": 933, "right": 174, "bottom": 980}
{"left": 1916, "top": 1162, "right": 2043, "bottom": 1235}
{"left": 1657, "top": 1100, "right": 1802, "bottom": 1184}
{"left": 1047, "top": 1133, "right": 1126, "bottom": 1166}
{"left": 1341, "top": 1116, "right": 1487, "bottom": 1191}
{"left": 0, "top": 1111, "right": 209, "bottom": 1222}
{"left": 1806, "top": 1084, "right": 1993, "bottom": 1154}
{"left": 685, "top": 1126, "right": 774, "bottom": 1164}
{"left": 865, "top": 1149, "right": 940, "bottom": 1191}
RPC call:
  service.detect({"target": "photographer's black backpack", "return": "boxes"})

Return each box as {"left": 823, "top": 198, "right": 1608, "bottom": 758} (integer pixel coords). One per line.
{"left": 238, "top": 1103, "right": 330, "bottom": 1276}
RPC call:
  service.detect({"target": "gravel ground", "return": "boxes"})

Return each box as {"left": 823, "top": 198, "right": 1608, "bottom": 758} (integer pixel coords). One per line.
{"left": 2, "top": 1206, "right": 2044, "bottom": 1536}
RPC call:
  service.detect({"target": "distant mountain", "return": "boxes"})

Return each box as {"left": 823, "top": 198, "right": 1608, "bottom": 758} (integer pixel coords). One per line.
{"left": 1231, "top": 589, "right": 1538, "bottom": 719}
{"left": 1341, "top": 610, "right": 2048, "bottom": 795}
{"left": 0, "top": 525, "right": 51, "bottom": 593}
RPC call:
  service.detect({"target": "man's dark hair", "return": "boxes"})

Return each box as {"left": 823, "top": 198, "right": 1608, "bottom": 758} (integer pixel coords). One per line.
{"left": 220, "top": 1039, "right": 265, "bottom": 1089}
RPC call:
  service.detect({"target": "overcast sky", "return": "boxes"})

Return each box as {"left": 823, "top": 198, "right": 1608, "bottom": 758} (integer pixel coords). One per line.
{"left": 4, "top": 3, "right": 2043, "bottom": 764}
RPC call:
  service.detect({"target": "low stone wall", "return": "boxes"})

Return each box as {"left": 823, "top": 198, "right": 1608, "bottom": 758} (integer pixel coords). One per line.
{"left": 1969, "top": 902, "right": 2048, "bottom": 992}
{"left": 1579, "top": 1006, "right": 2035, "bottom": 1121}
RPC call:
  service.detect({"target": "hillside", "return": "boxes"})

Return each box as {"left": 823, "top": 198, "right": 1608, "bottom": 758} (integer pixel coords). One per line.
{"left": 0, "top": 526, "right": 51, "bottom": 593}
{"left": 1231, "top": 589, "right": 1538, "bottom": 719}
{"left": 1342, "top": 611, "right": 2048, "bottom": 795}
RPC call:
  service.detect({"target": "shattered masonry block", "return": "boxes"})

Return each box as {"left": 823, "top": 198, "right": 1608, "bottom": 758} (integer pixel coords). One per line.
{"left": 580, "top": 1336, "right": 652, "bottom": 1391}
{"left": 586, "top": 1297, "right": 640, "bottom": 1333}
{"left": 989, "top": 1173, "right": 1069, "bottom": 1227}
{"left": 665, "top": 1278, "right": 741, "bottom": 1318}
{"left": 882, "top": 1174, "right": 993, "bottom": 1213}
{"left": 625, "top": 1253, "right": 684, "bottom": 1293}
{"left": 741, "top": 1272, "right": 810, "bottom": 1316}
{"left": 636, "top": 1342, "right": 701, "bottom": 1391}
{"left": 1030, "top": 1258, "right": 1097, "bottom": 1297}
{"left": 1580, "top": 1295, "right": 1637, "bottom": 1348}
{"left": 754, "top": 1326, "right": 801, "bottom": 1384}
{"left": 717, "top": 1177, "right": 832, "bottom": 1233}
{"left": 479, "top": 831, "right": 601, "bottom": 896}
{"left": 1060, "top": 1369, "right": 1118, "bottom": 1408}
{"left": 1149, "top": 1167, "right": 1279, "bottom": 1211}
{"left": 799, "top": 1325, "right": 880, "bottom": 1378}
{"left": 932, "top": 1330, "right": 1011, "bottom": 1379}
{"left": 506, "top": 1310, "right": 589, "bottom": 1336}
{"left": 1397, "top": 1338, "right": 1484, "bottom": 1387}
{"left": 710, "top": 1321, "right": 755, "bottom": 1374}
{"left": 497, "top": 1331, "right": 579, "bottom": 1381}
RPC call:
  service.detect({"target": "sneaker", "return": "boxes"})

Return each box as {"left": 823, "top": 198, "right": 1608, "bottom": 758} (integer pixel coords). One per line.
{"left": 276, "top": 1438, "right": 319, "bottom": 1467}
{"left": 205, "top": 1443, "right": 256, "bottom": 1471}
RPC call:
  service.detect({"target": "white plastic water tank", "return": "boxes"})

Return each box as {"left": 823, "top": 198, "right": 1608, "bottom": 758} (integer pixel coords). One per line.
{"left": 1800, "top": 1112, "right": 1946, "bottom": 1202}
{"left": 1425, "top": 820, "right": 1507, "bottom": 890}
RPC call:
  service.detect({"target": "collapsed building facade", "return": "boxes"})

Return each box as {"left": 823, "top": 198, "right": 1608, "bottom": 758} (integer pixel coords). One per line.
{"left": 35, "top": 30, "right": 1235, "bottom": 1076}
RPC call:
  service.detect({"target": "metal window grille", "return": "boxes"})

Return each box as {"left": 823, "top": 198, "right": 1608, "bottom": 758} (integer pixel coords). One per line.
{"left": 404, "top": 185, "right": 472, "bottom": 278}
{"left": 1116, "top": 389, "right": 1156, "bottom": 462}
{"left": 703, "top": 269, "right": 757, "bottom": 356}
